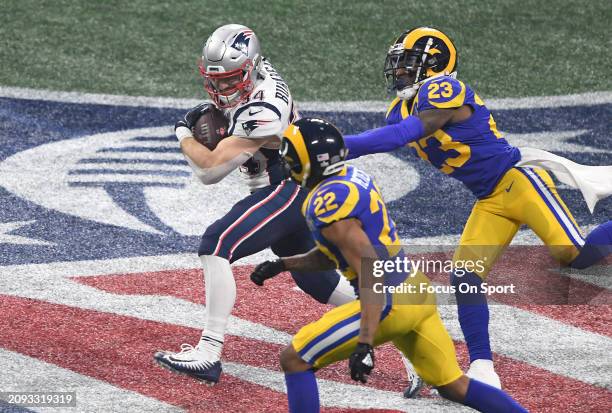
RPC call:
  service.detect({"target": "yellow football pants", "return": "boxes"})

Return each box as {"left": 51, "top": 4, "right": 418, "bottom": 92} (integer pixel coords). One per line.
{"left": 454, "top": 167, "right": 585, "bottom": 276}
{"left": 292, "top": 279, "right": 463, "bottom": 387}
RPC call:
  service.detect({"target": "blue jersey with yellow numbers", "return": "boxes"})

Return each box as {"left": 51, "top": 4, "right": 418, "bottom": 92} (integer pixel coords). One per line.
{"left": 302, "top": 165, "right": 401, "bottom": 281}
{"left": 386, "top": 76, "right": 520, "bottom": 198}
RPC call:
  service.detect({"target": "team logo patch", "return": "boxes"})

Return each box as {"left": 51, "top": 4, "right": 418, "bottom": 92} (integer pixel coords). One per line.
{"left": 242, "top": 119, "right": 272, "bottom": 136}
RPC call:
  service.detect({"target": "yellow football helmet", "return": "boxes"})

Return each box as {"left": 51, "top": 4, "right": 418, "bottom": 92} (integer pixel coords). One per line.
{"left": 384, "top": 27, "right": 457, "bottom": 100}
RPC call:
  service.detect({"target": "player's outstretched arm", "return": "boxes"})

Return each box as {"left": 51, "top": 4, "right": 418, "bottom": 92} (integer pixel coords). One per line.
{"left": 250, "top": 247, "right": 337, "bottom": 286}
{"left": 343, "top": 108, "right": 458, "bottom": 159}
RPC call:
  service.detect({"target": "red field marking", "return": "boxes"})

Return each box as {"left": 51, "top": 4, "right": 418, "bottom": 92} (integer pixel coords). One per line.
{"left": 66, "top": 265, "right": 612, "bottom": 412}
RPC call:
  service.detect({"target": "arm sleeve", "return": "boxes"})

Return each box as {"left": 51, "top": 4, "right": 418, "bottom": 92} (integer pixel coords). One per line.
{"left": 344, "top": 115, "right": 425, "bottom": 160}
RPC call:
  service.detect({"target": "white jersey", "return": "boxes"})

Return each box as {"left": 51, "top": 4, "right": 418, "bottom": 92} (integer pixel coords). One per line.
{"left": 223, "top": 59, "right": 298, "bottom": 190}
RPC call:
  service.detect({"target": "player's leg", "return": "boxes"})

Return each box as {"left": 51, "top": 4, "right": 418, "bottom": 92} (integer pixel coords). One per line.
{"left": 453, "top": 197, "right": 520, "bottom": 388}
{"left": 280, "top": 300, "right": 364, "bottom": 413}
{"left": 154, "top": 180, "right": 302, "bottom": 383}
{"left": 271, "top": 229, "right": 356, "bottom": 306}
{"left": 395, "top": 311, "right": 527, "bottom": 412}
{"left": 516, "top": 167, "right": 612, "bottom": 268}
{"left": 570, "top": 221, "right": 612, "bottom": 268}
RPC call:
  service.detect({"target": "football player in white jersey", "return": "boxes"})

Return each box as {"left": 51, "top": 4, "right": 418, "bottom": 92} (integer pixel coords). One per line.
{"left": 153, "top": 24, "right": 357, "bottom": 385}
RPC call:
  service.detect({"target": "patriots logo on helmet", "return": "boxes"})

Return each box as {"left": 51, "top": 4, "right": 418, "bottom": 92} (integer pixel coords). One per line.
{"left": 230, "top": 30, "right": 254, "bottom": 55}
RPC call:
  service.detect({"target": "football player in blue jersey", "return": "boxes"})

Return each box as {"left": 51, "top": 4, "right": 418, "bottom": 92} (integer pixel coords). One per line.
{"left": 341, "top": 27, "right": 612, "bottom": 388}
{"left": 250, "top": 117, "right": 528, "bottom": 413}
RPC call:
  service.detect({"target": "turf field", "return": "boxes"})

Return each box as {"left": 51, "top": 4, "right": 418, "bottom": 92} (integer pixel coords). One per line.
{"left": 0, "top": 1, "right": 611, "bottom": 412}
{"left": 1, "top": 0, "right": 611, "bottom": 100}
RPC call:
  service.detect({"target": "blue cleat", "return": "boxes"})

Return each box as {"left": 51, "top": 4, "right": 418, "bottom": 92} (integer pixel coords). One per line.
{"left": 154, "top": 344, "right": 222, "bottom": 385}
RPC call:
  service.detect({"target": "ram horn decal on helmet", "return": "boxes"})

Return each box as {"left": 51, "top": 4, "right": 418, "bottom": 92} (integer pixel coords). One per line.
{"left": 384, "top": 27, "right": 457, "bottom": 100}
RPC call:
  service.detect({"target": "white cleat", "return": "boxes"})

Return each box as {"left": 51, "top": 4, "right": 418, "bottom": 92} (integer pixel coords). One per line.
{"left": 466, "top": 359, "right": 502, "bottom": 389}
{"left": 154, "top": 343, "right": 222, "bottom": 385}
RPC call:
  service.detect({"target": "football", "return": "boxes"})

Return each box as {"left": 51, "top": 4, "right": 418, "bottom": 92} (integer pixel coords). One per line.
{"left": 193, "top": 105, "right": 229, "bottom": 150}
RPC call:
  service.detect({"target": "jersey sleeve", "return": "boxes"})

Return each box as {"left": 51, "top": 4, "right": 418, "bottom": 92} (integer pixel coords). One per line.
{"left": 416, "top": 76, "right": 466, "bottom": 111}
{"left": 305, "top": 181, "right": 362, "bottom": 229}
{"left": 230, "top": 103, "right": 285, "bottom": 139}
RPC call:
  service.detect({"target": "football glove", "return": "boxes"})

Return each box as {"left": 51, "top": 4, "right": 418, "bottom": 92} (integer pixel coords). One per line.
{"left": 175, "top": 103, "right": 213, "bottom": 141}
{"left": 349, "top": 342, "right": 375, "bottom": 383}
{"left": 250, "top": 259, "right": 286, "bottom": 286}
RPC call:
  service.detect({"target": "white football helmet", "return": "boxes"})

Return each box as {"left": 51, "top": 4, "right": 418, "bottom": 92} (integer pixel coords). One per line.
{"left": 199, "top": 24, "right": 263, "bottom": 108}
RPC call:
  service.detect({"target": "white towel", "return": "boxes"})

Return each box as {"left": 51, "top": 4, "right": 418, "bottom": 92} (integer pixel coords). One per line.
{"left": 516, "top": 147, "right": 612, "bottom": 213}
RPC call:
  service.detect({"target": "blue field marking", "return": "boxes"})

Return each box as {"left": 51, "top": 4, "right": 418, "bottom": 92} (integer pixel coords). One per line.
{"left": 0, "top": 97, "right": 609, "bottom": 265}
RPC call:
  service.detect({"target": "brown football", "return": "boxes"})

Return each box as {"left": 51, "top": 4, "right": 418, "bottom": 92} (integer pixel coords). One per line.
{"left": 193, "top": 106, "right": 229, "bottom": 150}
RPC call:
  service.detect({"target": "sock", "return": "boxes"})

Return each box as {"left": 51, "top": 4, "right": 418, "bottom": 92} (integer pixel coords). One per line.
{"left": 285, "top": 371, "right": 320, "bottom": 413}
{"left": 452, "top": 271, "right": 492, "bottom": 362}
{"left": 464, "top": 378, "right": 527, "bottom": 413}
{"left": 326, "top": 275, "right": 357, "bottom": 306}
{"left": 400, "top": 354, "right": 417, "bottom": 382}
{"left": 198, "top": 255, "right": 236, "bottom": 358}
{"left": 570, "top": 221, "right": 612, "bottom": 269}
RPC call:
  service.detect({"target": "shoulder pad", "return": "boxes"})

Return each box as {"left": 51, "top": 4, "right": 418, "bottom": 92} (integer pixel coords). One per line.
{"left": 306, "top": 180, "right": 361, "bottom": 227}
{"left": 417, "top": 76, "right": 466, "bottom": 110}
{"left": 229, "top": 102, "right": 284, "bottom": 138}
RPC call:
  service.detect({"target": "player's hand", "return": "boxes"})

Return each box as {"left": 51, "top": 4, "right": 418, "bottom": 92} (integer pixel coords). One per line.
{"left": 175, "top": 103, "right": 213, "bottom": 140}
{"left": 250, "top": 259, "right": 286, "bottom": 286}
{"left": 349, "top": 343, "right": 375, "bottom": 383}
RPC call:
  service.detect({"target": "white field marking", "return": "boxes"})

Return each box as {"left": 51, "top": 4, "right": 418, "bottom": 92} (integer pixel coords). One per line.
{"left": 0, "top": 254, "right": 292, "bottom": 345}
{"left": 437, "top": 297, "right": 612, "bottom": 388}
{"left": 86, "top": 151, "right": 184, "bottom": 160}
{"left": 0, "top": 127, "right": 181, "bottom": 235}
{"left": 223, "top": 362, "right": 471, "bottom": 412}
{"left": 0, "top": 220, "right": 55, "bottom": 246}
{"left": 504, "top": 129, "right": 611, "bottom": 154}
{"left": 0, "top": 349, "right": 183, "bottom": 413}
{"left": 558, "top": 264, "right": 612, "bottom": 290}
{"left": 66, "top": 175, "right": 187, "bottom": 184}
{"left": 1, "top": 253, "right": 610, "bottom": 387}
{"left": 109, "top": 140, "right": 178, "bottom": 148}
{"left": 73, "top": 162, "right": 190, "bottom": 172}
{"left": 1, "top": 86, "right": 611, "bottom": 111}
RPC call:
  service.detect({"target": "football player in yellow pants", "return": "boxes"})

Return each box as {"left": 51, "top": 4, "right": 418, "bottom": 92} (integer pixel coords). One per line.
{"left": 251, "top": 118, "right": 528, "bottom": 412}
{"left": 343, "top": 26, "right": 612, "bottom": 387}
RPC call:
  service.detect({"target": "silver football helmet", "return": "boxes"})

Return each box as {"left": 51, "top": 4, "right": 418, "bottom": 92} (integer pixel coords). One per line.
{"left": 199, "top": 24, "right": 262, "bottom": 108}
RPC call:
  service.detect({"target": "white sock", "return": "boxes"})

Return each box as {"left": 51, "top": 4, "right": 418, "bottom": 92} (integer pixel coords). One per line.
{"left": 326, "top": 275, "right": 357, "bottom": 306}
{"left": 401, "top": 354, "right": 418, "bottom": 382}
{"left": 197, "top": 255, "right": 236, "bottom": 359}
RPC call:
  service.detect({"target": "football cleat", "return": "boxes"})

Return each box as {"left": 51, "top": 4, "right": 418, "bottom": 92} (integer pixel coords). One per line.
{"left": 466, "top": 359, "right": 502, "bottom": 389}
{"left": 154, "top": 344, "right": 222, "bottom": 385}
{"left": 403, "top": 373, "right": 425, "bottom": 398}
{"left": 401, "top": 354, "right": 424, "bottom": 398}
